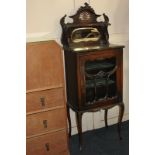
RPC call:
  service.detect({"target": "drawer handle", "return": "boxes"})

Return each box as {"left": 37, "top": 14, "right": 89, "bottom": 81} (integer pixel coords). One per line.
{"left": 40, "top": 97, "right": 45, "bottom": 107}
{"left": 45, "top": 143, "right": 50, "bottom": 151}
{"left": 43, "top": 120, "right": 48, "bottom": 128}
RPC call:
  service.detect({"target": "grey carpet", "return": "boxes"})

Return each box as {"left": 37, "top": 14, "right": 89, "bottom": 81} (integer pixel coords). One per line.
{"left": 69, "top": 120, "right": 129, "bottom": 155}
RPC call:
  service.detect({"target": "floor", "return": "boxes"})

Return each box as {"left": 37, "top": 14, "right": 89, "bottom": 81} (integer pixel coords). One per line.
{"left": 69, "top": 120, "right": 129, "bottom": 155}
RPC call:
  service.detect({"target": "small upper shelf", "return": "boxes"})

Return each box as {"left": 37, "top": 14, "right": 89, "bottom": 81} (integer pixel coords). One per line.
{"left": 86, "top": 78, "right": 115, "bottom": 88}
{"left": 86, "top": 61, "right": 114, "bottom": 71}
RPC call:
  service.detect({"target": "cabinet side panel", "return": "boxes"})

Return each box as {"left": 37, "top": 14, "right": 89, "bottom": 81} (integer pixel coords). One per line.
{"left": 64, "top": 51, "right": 79, "bottom": 108}
{"left": 116, "top": 49, "right": 123, "bottom": 102}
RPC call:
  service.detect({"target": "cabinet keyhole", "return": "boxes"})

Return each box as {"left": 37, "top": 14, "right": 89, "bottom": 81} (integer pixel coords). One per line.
{"left": 45, "top": 143, "right": 50, "bottom": 151}
{"left": 43, "top": 120, "right": 48, "bottom": 128}
{"left": 40, "top": 97, "right": 45, "bottom": 107}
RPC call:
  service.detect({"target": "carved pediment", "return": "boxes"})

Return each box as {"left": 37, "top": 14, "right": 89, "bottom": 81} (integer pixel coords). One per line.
{"left": 69, "top": 2, "right": 100, "bottom": 24}
{"left": 60, "top": 3, "right": 111, "bottom": 47}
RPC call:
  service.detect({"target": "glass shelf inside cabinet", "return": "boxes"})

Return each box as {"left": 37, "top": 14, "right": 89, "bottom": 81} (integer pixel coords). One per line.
{"left": 86, "top": 61, "right": 114, "bottom": 72}
{"left": 86, "top": 78, "right": 115, "bottom": 88}
{"left": 84, "top": 57, "right": 117, "bottom": 104}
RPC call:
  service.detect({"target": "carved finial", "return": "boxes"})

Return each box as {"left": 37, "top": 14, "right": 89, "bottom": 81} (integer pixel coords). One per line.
{"left": 84, "top": 2, "right": 89, "bottom": 6}
{"left": 103, "top": 13, "right": 111, "bottom": 25}
{"left": 103, "top": 13, "right": 109, "bottom": 22}
{"left": 60, "top": 14, "right": 67, "bottom": 27}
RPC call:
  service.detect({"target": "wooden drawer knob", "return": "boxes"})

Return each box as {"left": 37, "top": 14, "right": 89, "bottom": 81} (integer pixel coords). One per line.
{"left": 40, "top": 97, "right": 45, "bottom": 107}
{"left": 45, "top": 143, "right": 50, "bottom": 151}
{"left": 43, "top": 120, "right": 48, "bottom": 128}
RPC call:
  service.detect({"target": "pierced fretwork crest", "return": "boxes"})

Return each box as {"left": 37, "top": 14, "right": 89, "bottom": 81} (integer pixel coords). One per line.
{"left": 69, "top": 2, "right": 101, "bottom": 24}
{"left": 60, "top": 2, "right": 111, "bottom": 47}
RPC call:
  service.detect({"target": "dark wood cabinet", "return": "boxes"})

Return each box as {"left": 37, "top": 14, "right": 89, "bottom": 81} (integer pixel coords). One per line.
{"left": 60, "top": 3, "right": 125, "bottom": 150}
{"left": 65, "top": 46, "right": 124, "bottom": 110}
{"left": 64, "top": 45, "right": 124, "bottom": 149}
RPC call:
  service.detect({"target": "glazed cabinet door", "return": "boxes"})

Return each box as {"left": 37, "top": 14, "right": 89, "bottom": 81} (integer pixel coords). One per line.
{"left": 78, "top": 49, "right": 123, "bottom": 109}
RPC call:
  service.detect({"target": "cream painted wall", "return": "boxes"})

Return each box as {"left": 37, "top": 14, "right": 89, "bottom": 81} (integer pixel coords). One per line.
{"left": 27, "top": 0, "right": 129, "bottom": 135}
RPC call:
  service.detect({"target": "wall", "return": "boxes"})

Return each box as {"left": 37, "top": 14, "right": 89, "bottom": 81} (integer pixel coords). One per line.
{"left": 27, "top": 0, "right": 129, "bottom": 135}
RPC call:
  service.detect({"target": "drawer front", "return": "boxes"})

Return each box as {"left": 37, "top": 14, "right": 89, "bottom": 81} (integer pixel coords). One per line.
{"left": 27, "top": 108, "right": 66, "bottom": 137}
{"left": 26, "top": 88, "right": 64, "bottom": 113}
{"left": 27, "top": 130, "right": 69, "bottom": 155}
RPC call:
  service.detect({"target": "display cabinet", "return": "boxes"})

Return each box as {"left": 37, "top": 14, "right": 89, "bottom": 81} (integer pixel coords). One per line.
{"left": 60, "top": 3, "right": 125, "bottom": 150}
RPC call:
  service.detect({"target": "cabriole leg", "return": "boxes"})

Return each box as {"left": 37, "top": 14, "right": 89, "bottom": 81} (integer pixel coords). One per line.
{"left": 118, "top": 103, "right": 125, "bottom": 140}
{"left": 104, "top": 109, "right": 108, "bottom": 128}
{"left": 76, "top": 112, "right": 83, "bottom": 150}
{"left": 67, "top": 105, "right": 71, "bottom": 137}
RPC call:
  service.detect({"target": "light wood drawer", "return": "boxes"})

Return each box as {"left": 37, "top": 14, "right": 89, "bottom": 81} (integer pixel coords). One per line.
{"left": 27, "top": 130, "right": 69, "bottom": 155}
{"left": 26, "top": 88, "right": 64, "bottom": 113}
{"left": 27, "top": 108, "right": 66, "bottom": 137}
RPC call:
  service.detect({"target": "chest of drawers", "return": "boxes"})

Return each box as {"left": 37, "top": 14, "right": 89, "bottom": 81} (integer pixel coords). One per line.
{"left": 26, "top": 40, "right": 69, "bottom": 155}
